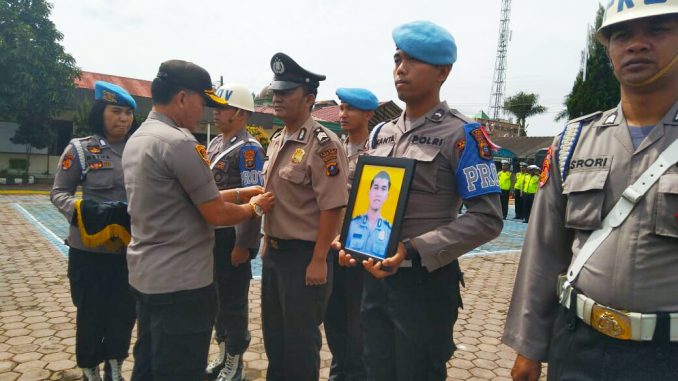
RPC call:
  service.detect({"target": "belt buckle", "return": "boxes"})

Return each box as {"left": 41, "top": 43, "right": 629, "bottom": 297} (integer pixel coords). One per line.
{"left": 591, "top": 304, "right": 632, "bottom": 340}
{"left": 269, "top": 239, "right": 279, "bottom": 250}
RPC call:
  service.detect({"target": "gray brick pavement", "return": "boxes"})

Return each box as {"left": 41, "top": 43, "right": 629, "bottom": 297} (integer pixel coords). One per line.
{"left": 0, "top": 195, "right": 546, "bottom": 380}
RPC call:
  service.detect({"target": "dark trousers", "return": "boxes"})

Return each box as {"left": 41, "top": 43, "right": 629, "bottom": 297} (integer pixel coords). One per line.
{"left": 261, "top": 242, "right": 333, "bottom": 381}
{"left": 547, "top": 306, "right": 678, "bottom": 380}
{"left": 68, "top": 247, "right": 135, "bottom": 368}
{"left": 324, "top": 252, "right": 366, "bottom": 381}
{"left": 523, "top": 193, "right": 535, "bottom": 222}
{"left": 500, "top": 189, "right": 510, "bottom": 219}
{"left": 131, "top": 285, "right": 216, "bottom": 381}
{"left": 213, "top": 228, "right": 254, "bottom": 354}
{"left": 362, "top": 261, "right": 463, "bottom": 381}
{"left": 514, "top": 191, "right": 523, "bottom": 219}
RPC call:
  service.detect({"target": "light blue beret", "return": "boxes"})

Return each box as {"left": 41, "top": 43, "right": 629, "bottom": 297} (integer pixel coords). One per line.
{"left": 94, "top": 81, "right": 137, "bottom": 110}
{"left": 336, "top": 88, "right": 379, "bottom": 111}
{"left": 392, "top": 21, "right": 457, "bottom": 65}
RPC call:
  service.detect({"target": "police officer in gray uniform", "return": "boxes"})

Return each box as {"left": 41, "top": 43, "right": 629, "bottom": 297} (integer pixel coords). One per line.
{"left": 325, "top": 87, "right": 378, "bottom": 381}
{"left": 205, "top": 83, "right": 265, "bottom": 381}
{"left": 122, "top": 60, "right": 274, "bottom": 381}
{"left": 52, "top": 81, "right": 138, "bottom": 381}
{"left": 503, "top": 3, "right": 678, "bottom": 380}
{"left": 345, "top": 171, "right": 393, "bottom": 260}
{"left": 338, "top": 21, "right": 503, "bottom": 381}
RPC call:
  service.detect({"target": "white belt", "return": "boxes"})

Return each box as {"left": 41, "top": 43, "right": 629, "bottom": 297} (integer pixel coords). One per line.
{"left": 558, "top": 280, "right": 678, "bottom": 342}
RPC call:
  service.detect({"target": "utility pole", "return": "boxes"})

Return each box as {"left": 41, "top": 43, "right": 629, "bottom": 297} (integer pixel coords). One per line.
{"left": 489, "top": 0, "right": 512, "bottom": 121}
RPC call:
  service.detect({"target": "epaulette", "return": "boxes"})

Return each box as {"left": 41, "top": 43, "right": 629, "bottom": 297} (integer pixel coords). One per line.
{"left": 449, "top": 109, "right": 473, "bottom": 124}
{"left": 314, "top": 127, "right": 331, "bottom": 145}
{"left": 270, "top": 128, "right": 283, "bottom": 140}
{"left": 557, "top": 111, "right": 603, "bottom": 181}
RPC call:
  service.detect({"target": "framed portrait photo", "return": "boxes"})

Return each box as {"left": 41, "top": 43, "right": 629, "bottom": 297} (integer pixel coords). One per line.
{"left": 340, "top": 156, "right": 416, "bottom": 262}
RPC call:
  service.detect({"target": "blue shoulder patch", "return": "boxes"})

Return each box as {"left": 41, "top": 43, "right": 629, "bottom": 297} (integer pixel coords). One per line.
{"left": 455, "top": 123, "right": 501, "bottom": 200}
{"left": 239, "top": 143, "right": 265, "bottom": 186}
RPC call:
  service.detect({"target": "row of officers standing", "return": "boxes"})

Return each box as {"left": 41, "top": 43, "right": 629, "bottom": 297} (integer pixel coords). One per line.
{"left": 496, "top": 161, "right": 541, "bottom": 223}
{"left": 50, "top": 1, "right": 678, "bottom": 380}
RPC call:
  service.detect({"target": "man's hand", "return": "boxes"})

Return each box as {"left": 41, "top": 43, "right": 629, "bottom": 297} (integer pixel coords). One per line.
{"left": 305, "top": 257, "right": 328, "bottom": 286}
{"left": 250, "top": 192, "right": 275, "bottom": 214}
{"left": 511, "top": 354, "right": 541, "bottom": 381}
{"left": 239, "top": 186, "right": 265, "bottom": 203}
{"left": 231, "top": 246, "right": 250, "bottom": 267}
{"left": 331, "top": 236, "right": 358, "bottom": 268}
{"left": 363, "top": 242, "right": 407, "bottom": 279}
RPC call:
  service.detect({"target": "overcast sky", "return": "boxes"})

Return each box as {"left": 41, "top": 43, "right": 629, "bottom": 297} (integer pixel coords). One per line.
{"left": 50, "top": 1, "right": 603, "bottom": 136}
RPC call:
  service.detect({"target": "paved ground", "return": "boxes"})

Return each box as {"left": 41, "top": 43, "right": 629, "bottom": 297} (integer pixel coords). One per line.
{"left": 0, "top": 194, "right": 547, "bottom": 380}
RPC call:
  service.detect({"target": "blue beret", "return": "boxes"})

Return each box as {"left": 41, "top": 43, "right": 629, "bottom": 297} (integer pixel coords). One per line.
{"left": 94, "top": 81, "right": 137, "bottom": 110}
{"left": 392, "top": 21, "right": 457, "bottom": 65}
{"left": 336, "top": 88, "right": 379, "bottom": 111}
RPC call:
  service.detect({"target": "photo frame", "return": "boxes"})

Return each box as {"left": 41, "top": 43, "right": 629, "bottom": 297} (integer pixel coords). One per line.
{"left": 340, "top": 156, "right": 416, "bottom": 262}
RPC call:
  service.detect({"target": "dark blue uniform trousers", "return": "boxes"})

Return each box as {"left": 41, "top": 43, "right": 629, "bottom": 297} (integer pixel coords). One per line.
{"left": 213, "top": 227, "right": 254, "bottom": 354}
{"left": 261, "top": 243, "right": 333, "bottom": 381}
{"left": 324, "top": 252, "right": 366, "bottom": 381}
{"left": 68, "top": 247, "right": 135, "bottom": 368}
{"left": 361, "top": 261, "right": 463, "bottom": 381}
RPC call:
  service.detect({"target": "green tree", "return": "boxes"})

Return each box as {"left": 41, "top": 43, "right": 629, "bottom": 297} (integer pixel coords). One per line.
{"left": 557, "top": 4, "right": 620, "bottom": 122}
{"left": 503, "top": 91, "right": 547, "bottom": 136}
{"left": 247, "top": 125, "right": 270, "bottom": 150}
{"left": 1, "top": 0, "right": 80, "bottom": 175}
{"left": 72, "top": 100, "right": 91, "bottom": 138}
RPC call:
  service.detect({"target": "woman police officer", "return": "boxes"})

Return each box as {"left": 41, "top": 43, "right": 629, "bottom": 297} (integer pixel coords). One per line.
{"left": 51, "top": 81, "right": 138, "bottom": 381}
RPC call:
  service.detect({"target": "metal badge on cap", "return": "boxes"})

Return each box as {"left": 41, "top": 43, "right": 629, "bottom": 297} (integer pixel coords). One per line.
{"left": 272, "top": 57, "right": 285, "bottom": 75}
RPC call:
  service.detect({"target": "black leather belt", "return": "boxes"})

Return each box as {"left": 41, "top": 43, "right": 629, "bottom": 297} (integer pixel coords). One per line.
{"left": 267, "top": 237, "right": 315, "bottom": 251}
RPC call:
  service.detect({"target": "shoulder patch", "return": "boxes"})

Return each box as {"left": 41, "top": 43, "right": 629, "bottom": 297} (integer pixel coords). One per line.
{"left": 568, "top": 111, "right": 603, "bottom": 125}
{"left": 455, "top": 123, "right": 501, "bottom": 200}
{"left": 242, "top": 148, "right": 257, "bottom": 170}
{"left": 314, "top": 127, "right": 331, "bottom": 145}
{"left": 61, "top": 152, "right": 74, "bottom": 170}
{"left": 195, "top": 144, "right": 210, "bottom": 167}
{"left": 539, "top": 146, "right": 553, "bottom": 188}
{"left": 319, "top": 147, "right": 340, "bottom": 176}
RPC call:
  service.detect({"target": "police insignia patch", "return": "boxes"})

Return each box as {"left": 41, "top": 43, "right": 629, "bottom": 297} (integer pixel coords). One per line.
{"left": 455, "top": 139, "right": 466, "bottom": 152}
{"left": 471, "top": 129, "right": 492, "bottom": 160}
{"left": 539, "top": 146, "right": 552, "bottom": 188}
{"left": 87, "top": 145, "right": 102, "bottom": 154}
{"left": 320, "top": 147, "right": 340, "bottom": 176}
{"left": 243, "top": 149, "right": 256, "bottom": 169}
{"left": 291, "top": 148, "right": 305, "bottom": 163}
{"left": 62, "top": 153, "right": 74, "bottom": 170}
{"left": 325, "top": 162, "right": 340, "bottom": 176}
{"left": 215, "top": 161, "right": 226, "bottom": 170}
{"left": 195, "top": 144, "right": 210, "bottom": 166}
{"left": 102, "top": 90, "right": 117, "bottom": 103}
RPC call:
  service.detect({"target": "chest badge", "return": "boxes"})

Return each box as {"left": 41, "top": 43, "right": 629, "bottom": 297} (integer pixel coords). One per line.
{"left": 378, "top": 230, "right": 386, "bottom": 241}
{"left": 215, "top": 161, "right": 226, "bottom": 170}
{"left": 291, "top": 148, "right": 305, "bottom": 164}
{"left": 87, "top": 145, "right": 102, "bottom": 154}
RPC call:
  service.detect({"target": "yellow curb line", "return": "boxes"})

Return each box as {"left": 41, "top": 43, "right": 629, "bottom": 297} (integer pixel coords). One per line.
{"left": 0, "top": 190, "right": 52, "bottom": 195}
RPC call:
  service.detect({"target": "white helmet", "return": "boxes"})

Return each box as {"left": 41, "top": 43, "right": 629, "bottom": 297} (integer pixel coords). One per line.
{"left": 597, "top": 0, "right": 678, "bottom": 45}
{"left": 215, "top": 83, "right": 255, "bottom": 112}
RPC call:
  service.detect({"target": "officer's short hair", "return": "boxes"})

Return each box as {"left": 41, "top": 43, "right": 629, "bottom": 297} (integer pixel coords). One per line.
{"left": 151, "top": 77, "right": 188, "bottom": 105}
{"left": 370, "top": 171, "right": 391, "bottom": 190}
{"left": 88, "top": 100, "right": 139, "bottom": 138}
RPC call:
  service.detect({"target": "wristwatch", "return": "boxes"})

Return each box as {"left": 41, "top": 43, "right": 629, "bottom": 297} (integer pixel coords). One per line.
{"left": 249, "top": 200, "right": 264, "bottom": 217}
{"left": 402, "top": 238, "right": 420, "bottom": 261}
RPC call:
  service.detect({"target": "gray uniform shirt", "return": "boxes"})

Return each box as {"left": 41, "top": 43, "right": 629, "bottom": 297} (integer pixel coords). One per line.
{"left": 122, "top": 111, "right": 220, "bottom": 294}
{"left": 369, "top": 102, "right": 503, "bottom": 271}
{"left": 51, "top": 135, "right": 127, "bottom": 254}
{"left": 207, "top": 129, "right": 264, "bottom": 249}
{"left": 344, "top": 136, "right": 369, "bottom": 191}
{"left": 502, "top": 101, "right": 678, "bottom": 361}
